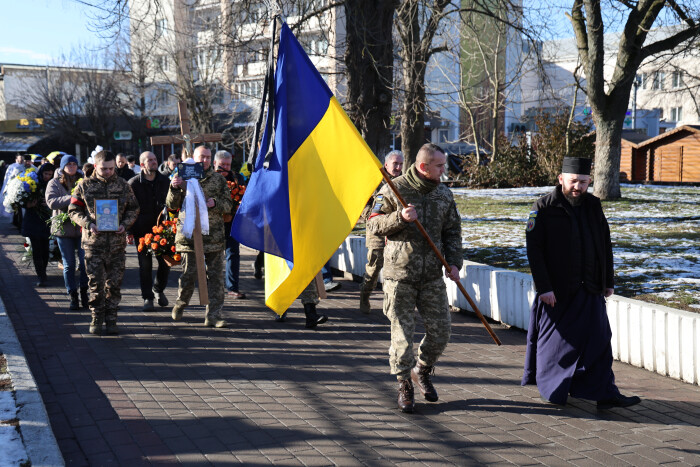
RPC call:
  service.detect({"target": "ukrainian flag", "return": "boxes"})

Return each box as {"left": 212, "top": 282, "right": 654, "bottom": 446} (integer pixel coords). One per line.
{"left": 232, "top": 23, "right": 383, "bottom": 314}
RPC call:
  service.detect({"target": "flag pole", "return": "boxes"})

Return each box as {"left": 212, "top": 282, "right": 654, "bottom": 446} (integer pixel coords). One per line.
{"left": 379, "top": 168, "right": 502, "bottom": 346}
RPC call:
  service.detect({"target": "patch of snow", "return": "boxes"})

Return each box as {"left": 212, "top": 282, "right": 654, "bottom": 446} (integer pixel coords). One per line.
{"left": 0, "top": 391, "right": 16, "bottom": 420}
{"left": 0, "top": 425, "right": 28, "bottom": 466}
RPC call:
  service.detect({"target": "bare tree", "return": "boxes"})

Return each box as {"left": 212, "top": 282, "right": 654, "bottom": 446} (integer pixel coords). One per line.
{"left": 344, "top": 0, "right": 396, "bottom": 156}
{"left": 568, "top": 0, "right": 700, "bottom": 199}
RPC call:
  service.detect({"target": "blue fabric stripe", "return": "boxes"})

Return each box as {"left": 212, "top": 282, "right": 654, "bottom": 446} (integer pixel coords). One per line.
{"left": 278, "top": 23, "right": 332, "bottom": 161}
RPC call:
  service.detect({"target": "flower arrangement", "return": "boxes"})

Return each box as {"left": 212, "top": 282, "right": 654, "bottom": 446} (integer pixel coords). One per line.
{"left": 138, "top": 218, "right": 181, "bottom": 266}
{"left": 227, "top": 180, "right": 246, "bottom": 207}
{"left": 3, "top": 168, "right": 39, "bottom": 212}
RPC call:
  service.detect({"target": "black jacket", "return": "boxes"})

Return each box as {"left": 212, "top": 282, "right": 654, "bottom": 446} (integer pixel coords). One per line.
{"left": 526, "top": 186, "right": 614, "bottom": 305}
{"left": 127, "top": 171, "right": 171, "bottom": 239}
{"left": 116, "top": 166, "right": 136, "bottom": 181}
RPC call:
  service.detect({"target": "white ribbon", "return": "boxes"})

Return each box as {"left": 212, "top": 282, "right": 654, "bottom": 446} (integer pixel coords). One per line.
{"left": 181, "top": 159, "right": 210, "bottom": 238}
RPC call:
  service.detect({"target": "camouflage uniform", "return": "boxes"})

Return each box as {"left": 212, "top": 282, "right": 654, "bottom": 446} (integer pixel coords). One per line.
{"left": 362, "top": 181, "right": 387, "bottom": 296}
{"left": 299, "top": 279, "right": 319, "bottom": 305}
{"left": 368, "top": 164, "right": 462, "bottom": 380}
{"left": 68, "top": 173, "right": 139, "bottom": 329}
{"left": 166, "top": 166, "right": 233, "bottom": 323}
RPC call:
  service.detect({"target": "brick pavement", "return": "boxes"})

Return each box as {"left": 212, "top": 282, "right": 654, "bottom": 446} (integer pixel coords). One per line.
{"left": 0, "top": 217, "right": 698, "bottom": 466}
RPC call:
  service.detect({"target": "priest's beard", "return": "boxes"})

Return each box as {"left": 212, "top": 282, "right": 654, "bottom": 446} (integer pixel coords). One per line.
{"left": 562, "top": 187, "right": 584, "bottom": 206}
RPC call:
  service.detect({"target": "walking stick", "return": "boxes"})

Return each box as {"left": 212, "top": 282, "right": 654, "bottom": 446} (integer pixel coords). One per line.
{"left": 380, "top": 168, "right": 502, "bottom": 346}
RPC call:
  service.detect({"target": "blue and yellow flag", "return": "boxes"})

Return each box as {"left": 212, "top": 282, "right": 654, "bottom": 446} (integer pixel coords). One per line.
{"left": 232, "top": 23, "right": 383, "bottom": 314}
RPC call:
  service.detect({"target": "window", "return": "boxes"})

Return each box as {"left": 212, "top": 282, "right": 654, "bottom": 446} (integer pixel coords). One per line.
{"left": 672, "top": 71, "right": 684, "bottom": 88}
{"left": 639, "top": 73, "right": 647, "bottom": 89}
{"left": 158, "top": 55, "right": 169, "bottom": 72}
{"left": 438, "top": 129, "right": 449, "bottom": 143}
{"left": 652, "top": 71, "right": 665, "bottom": 90}
{"left": 156, "top": 90, "right": 170, "bottom": 107}
{"left": 156, "top": 18, "right": 167, "bottom": 37}
{"left": 213, "top": 87, "right": 224, "bottom": 106}
{"left": 670, "top": 106, "right": 682, "bottom": 121}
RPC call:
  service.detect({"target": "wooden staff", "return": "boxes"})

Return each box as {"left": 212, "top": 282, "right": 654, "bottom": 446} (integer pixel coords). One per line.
{"left": 380, "top": 168, "right": 502, "bottom": 346}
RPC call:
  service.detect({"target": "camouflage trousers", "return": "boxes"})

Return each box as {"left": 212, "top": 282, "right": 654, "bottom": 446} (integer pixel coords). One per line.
{"left": 383, "top": 278, "right": 451, "bottom": 380}
{"left": 299, "top": 277, "right": 320, "bottom": 305}
{"left": 175, "top": 250, "right": 225, "bottom": 321}
{"left": 85, "top": 247, "right": 126, "bottom": 325}
{"left": 361, "top": 247, "right": 384, "bottom": 294}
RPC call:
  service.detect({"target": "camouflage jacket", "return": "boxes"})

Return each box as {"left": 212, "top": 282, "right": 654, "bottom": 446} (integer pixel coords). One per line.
{"left": 166, "top": 166, "right": 233, "bottom": 253}
{"left": 368, "top": 165, "right": 462, "bottom": 283}
{"left": 363, "top": 180, "right": 387, "bottom": 249}
{"left": 68, "top": 173, "right": 140, "bottom": 251}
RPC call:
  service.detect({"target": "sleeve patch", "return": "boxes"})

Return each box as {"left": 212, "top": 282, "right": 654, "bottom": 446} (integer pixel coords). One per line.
{"left": 526, "top": 217, "right": 536, "bottom": 232}
{"left": 529, "top": 210, "right": 537, "bottom": 218}
{"left": 372, "top": 202, "right": 383, "bottom": 213}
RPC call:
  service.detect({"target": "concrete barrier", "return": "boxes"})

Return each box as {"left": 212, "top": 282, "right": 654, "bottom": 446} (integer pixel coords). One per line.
{"left": 329, "top": 235, "right": 699, "bottom": 386}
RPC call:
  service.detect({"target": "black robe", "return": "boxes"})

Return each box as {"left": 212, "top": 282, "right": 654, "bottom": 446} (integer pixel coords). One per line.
{"left": 522, "top": 186, "right": 619, "bottom": 404}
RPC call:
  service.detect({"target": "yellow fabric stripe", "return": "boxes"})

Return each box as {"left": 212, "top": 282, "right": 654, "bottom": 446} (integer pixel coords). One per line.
{"left": 265, "top": 97, "right": 383, "bottom": 313}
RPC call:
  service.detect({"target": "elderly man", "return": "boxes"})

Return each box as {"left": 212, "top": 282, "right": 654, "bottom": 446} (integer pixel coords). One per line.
{"left": 128, "top": 151, "right": 172, "bottom": 310}
{"left": 213, "top": 150, "right": 248, "bottom": 299}
{"left": 360, "top": 150, "right": 404, "bottom": 314}
{"left": 522, "top": 157, "right": 641, "bottom": 410}
{"left": 368, "top": 143, "right": 462, "bottom": 413}
{"left": 68, "top": 150, "right": 140, "bottom": 335}
{"left": 167, "top": 146, "right": 233, "bottom": 327}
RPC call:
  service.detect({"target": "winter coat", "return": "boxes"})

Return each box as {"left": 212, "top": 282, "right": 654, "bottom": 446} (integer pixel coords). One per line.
{"left": 46, "top": 172, "right": 82, "bottom": 238}
{"left": 127, "top": 171, "right": 171, "bottom": 239}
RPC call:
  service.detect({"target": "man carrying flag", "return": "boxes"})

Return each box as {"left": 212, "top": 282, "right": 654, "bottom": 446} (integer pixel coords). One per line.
{"left": 368, "top": 143, "right": 463, "bottom": 414}
{"left": 231, "top": 22, "right": 383, "bottom": 319}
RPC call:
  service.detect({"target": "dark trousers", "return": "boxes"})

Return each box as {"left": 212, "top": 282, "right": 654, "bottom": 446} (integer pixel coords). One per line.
{"left": 135, "top": 246, "right": 170, "bottom": 299}
{"left": 28, "top": 235, "right": 49, "bottom": 280}
{"left": 225, "top": 235, "right": 241, "bottom": 292}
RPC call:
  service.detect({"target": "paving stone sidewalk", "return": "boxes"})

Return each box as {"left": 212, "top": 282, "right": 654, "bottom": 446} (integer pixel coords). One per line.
{"left": 0, "top": 217, "right": 698, "bottom": 466}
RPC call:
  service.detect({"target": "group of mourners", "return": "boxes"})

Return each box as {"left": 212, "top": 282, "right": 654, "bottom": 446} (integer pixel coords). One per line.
{"left": 0, "top": 143, "right": 642, "bottom": 414}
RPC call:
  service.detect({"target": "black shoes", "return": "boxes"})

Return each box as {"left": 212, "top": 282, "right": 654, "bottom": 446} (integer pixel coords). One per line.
{"left": 143, "top": 299, "right": 155, "bottom": 311}
{"left": 253, "top": 263, "right": 263, "bottom": 280}
{"left": 303, "top": 303, "right": 327, "bottom": 329}
{"left": 597, "top": 394, "right": 641, "bottom": 410}
{"left": 69, "top": 290, "right": 80, "bottom": 310}
{"left": 154, "top": 289, "right": 169, "bottom": 307}
{"left": 411, "top": 362, "right": 438, "bottom": 402}
{"left": 398, "top": 379, "right": 415, "bottom": 413}
{"left": 275, "top": 311, "right": 287, "bottom": 322}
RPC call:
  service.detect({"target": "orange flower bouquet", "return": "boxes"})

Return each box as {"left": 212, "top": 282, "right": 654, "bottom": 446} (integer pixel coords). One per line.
{"left": 138, "top": 218, "right": 181, "bottom": 267}
{"left": 224, "top": 180, "right": 246, "bottom": 222}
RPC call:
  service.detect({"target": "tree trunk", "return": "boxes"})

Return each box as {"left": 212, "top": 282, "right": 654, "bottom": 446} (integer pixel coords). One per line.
{"left": 592, "top": 117, "right": 623, "bottom": 199}
{"left": 400, "top": 81, "right": 426, "bottom": 170}
{"left": 344, "top": 0, "right": 395, "bottom": 157}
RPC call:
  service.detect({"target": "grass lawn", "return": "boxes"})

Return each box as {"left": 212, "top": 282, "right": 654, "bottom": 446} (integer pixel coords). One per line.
{"left": 453, "top": 184, "right": 700, "bottom": 312}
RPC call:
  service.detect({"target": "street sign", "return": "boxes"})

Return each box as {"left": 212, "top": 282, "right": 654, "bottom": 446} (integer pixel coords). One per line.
{"left": 114, "top": 130, "right": 133, "bottom": 141}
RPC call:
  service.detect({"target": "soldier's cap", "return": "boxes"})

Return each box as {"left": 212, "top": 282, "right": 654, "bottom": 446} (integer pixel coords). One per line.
{"left": 562, "top": 157, "right": 592, "bottom": 175}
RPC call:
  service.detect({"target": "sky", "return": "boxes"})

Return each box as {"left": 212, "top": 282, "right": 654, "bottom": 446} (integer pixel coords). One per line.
{"left": 0, "top": 0, "right": 110, "bottom": 65}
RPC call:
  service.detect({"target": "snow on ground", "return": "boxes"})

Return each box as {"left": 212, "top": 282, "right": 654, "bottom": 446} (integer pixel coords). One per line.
{"left": 0, "top": 425, "right": 28, "bottom": 466}
{"left": 453, "top": 184, "right": 700, "bottom": 303}
{"left": 0, "top": 391, "right": 27, "bottom": 466}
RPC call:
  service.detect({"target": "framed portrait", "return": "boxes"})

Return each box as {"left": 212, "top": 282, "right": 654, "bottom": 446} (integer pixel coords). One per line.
{"left": 177, "top": 162, "right": 204, "bottom": 180}
{"left": 95, "top": 199, "right": 119, "bottom": 232}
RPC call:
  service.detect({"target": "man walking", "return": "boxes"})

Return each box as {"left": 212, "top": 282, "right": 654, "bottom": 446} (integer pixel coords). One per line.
{"left": 167, "top": 146, "right": 233, "bottom": 327}
{"left": 68, "top": 150, "right": 139, "bottom": 335}
{"left": 360, "top": 150, "right": 404, "bottom": 314}
{"left": 522, "top": 157, "right": 641, "bottom": 410}
{"left": 213, "top": 150, "right": 247, "bottom": 299}
{"left": 128, "top": 151, "right": 171, "bottom": 311}
{"left": 368, "top": 143, "right": 462, "bottom": 413}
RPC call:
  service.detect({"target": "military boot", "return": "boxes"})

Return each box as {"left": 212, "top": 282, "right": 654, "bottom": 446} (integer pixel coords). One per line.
{"left": 89, "top": 315, "right": 103, "bottom": 335}
{"left": 411, "top": 361, "right": 438, "bottom": 402}
{"left": 397, "top": 379, "right": 415, "bottom": 413}
{"left": 359, "top": 289, "right": 371, "bottom": 314}
{"left": 69, "top": 290, "right": 80, "bottom": 311}
{"left": 80, "top": 287, "right": 89, "bottom": 309}
{"left": 171, "top": 303, "right": 185, "bottom": 321}
{"left": 105, "top": 321, "right": 119, "bottom": 336}
{"left": 303, "top": 303, "right": 327, "bottom": 329}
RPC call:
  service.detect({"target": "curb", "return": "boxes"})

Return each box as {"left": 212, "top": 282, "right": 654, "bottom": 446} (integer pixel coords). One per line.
{"left": 0, "top": 298, "right": 64, "bottom": 466}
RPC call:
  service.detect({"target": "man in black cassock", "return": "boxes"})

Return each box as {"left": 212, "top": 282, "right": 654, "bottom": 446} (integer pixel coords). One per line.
{"left": 522, "top": 157, "right": 641, "bottom": 410}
